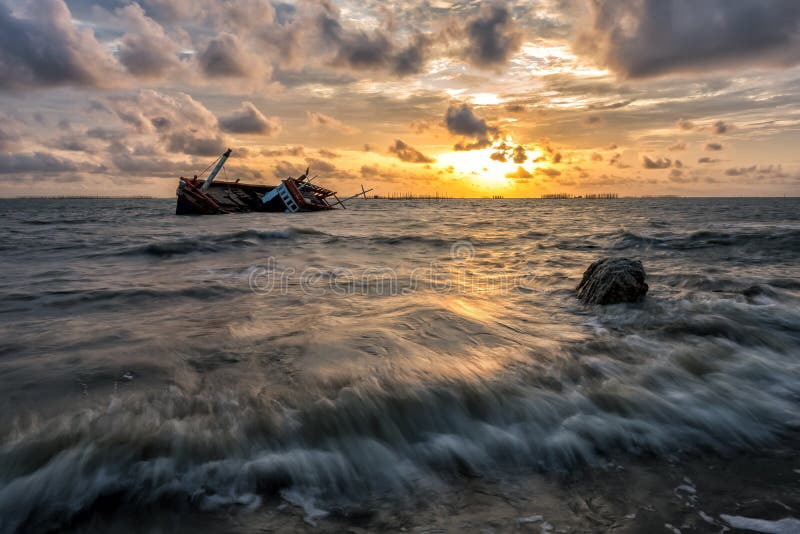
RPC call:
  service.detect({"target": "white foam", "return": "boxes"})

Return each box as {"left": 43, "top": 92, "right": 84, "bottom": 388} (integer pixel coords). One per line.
{"left": 720, "top": 514, "right": 800, "bottom": 534}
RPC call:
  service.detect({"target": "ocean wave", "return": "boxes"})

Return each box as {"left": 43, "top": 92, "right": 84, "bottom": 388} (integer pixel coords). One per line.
{"left": 114, "top": 228, "right": 327, "bottom": 258}
{"left": 2, "top": 284, "right": 251, "bottom": 312}
{"left": 2, "top": 315, "right": 799, "bottom": 531}
{"left": 611, "top": 228, "right": 800, "bottom": 252}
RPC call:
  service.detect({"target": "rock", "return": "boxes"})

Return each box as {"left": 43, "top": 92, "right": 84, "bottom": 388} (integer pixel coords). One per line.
{"left": 576, "top": 257, "right": 648, "bottom": 305}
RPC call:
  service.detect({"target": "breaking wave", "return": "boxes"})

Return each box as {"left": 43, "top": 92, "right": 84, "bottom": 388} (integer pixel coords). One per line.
{"left": 3, "top": 291, "right": 800, "bottom": 532}
{"left": 2, "top": 197, "right": 800, "bottom": 531}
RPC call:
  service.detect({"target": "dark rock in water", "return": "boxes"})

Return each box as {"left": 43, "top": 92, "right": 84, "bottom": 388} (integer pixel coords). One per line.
{"left": 577, "top": 257, "right": 648, "bottom": 305}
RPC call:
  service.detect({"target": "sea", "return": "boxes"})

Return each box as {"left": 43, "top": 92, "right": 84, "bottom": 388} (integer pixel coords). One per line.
{"left": 1, "top": 197, "right": 799, "bottom": 533}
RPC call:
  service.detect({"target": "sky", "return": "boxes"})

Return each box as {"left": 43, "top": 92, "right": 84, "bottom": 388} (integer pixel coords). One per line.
{"left": 1, "top": 0, "right": 799, "bottom": 198}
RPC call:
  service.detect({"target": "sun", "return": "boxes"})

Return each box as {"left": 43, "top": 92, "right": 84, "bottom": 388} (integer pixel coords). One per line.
{"left": 435, "top": 138, "right": 544, "bottom": 190}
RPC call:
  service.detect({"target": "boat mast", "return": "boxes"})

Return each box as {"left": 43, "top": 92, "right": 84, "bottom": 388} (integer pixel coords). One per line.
{"left": 200, "top": 149, "right": 232, "bottom": 192}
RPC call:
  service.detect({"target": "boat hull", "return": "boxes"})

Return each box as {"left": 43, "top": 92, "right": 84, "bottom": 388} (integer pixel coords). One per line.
{"left": 176, "top": 179, "right": 336, "bottom": 215}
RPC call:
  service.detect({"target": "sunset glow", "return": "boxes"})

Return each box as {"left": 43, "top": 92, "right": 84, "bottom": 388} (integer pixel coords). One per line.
{"left": 0, "top": 0, "right": 797, "bottom": 198}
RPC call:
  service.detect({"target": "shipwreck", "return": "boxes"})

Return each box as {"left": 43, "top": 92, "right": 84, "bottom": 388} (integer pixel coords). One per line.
{"left": 176, "top": 149, "right": 371, "bottom": 215}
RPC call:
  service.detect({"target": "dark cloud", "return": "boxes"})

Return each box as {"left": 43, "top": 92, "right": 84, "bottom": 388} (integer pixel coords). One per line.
{"left": 115, "top": 3, "right": 182, "bottom": 78}
{"left": 332, "top": 29, "right": 392, "bottom": 70}
{"left": 454, "top": 138, "right": 493, "bottom": 151}
{"left": 272, "top": 160, "right": 303, "bottom": 178}
{"left": 0, "top": 151, "right": 79, "bottom": 174}
{"left": 676, "top": 119, "right": 695, "bottom": 130}
{"left": 87, "top": 127, "right": 123, "bottom": 141}
{"left": 388, "top": 139, "right": 435, "bottom": 163}
{"left": 0, "top": 0, "right": 119, "bottom": 90}
{"left": 263, "top": 1, "right": 433, "bottom": 77}
{"left": 445, "top": 103, "right": 496, "bottom": 143}
{"left": 108, "top": 145, "right": 192, "bottom": 176}
{"left": 304, "top": 157, "right": 337, "bottom": 173}
{"left": 725, "top": 166, "right": 756, "bottom": 177}
{"left": 262, "top": 146, "right": 305, "bottom": 157}
{"left": 577, "top": 0, "right": 800, "bottom": 78}
{"left": 391, "top": 34, "right": 433, "bottom": 76}
{"left": 198, "top": 34, "right": 253, "bottom": 78}
{"left": 220, "top": 102, "right": 281, "bottom": 135}
{"left": 166, "top": 133, "right": 226, "bottom": 157}
{"left": 698, "top": 157, "right": 720, "bottom": 163}
{"left": 511, "top": 145, "right": 527, "bottom": 164}
{"left": 643, "top": 156, "right": 672, "bottom": 169}
{"left": 490, "top": 151, "right": 506, "bottom": 162}
{"left": 705, "top": 143, "right": 724, "bottom": 151}
{"left": 463, "top": 4, "right": 523, "bottom": 68}
{"left": 108, "top": 90, "right": 228, "bottom": 157}
{"left": 49, "top": 136, "right": 97, "bottom": 153}
{"left": 711, "top": 120, "right": 732, "bottom": 134}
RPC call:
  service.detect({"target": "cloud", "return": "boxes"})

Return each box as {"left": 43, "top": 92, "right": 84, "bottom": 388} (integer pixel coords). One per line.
{"left": 537, "top": 167, "right": 562, "bottom": 177}
{"left": 705, "top": 142, "right": 724, "bottom": 151}
{"left": 463, "top": 4, "right": 523, "bottom": 68}
{"left": 220, "top": 102, "right": 281, "bottom": 135}
{"left": 388, "top": 139, "right": 435, "bottom": 163}
{"left": 445, "top": 103, "right": 497, "bottom": 150}
{"left": 454, "top": 138, "right": 493, "bottom": 151}
{"left": 511, "top": 145, "right": 527, "bottom": 164}
{"left": 262, "top": 146, "right": 305, "bottom": 157}
{"left": 642, "top": 156, "right": 672, "bottom": 169}
{"left": 725, "top": 166, "right": 756, "bottom": 177}
{"left": 698, "top": 157, "right": 720, "bottom": 163}
{"left": 390, "top": 34, "right": 433, "bottom": 76}
{"left": 490, "top": 151, "right": 507, "bottom": 162}
{"left": 0, "top": 0, "right": 120, "bottom": 90}
{"left": 318, "top": 148, "right": 340, "bottom": 159}
{"left": 676, "top": 119, "right": 695, "bottom": 130}
{"left": 108, "top": 90, "right": 227, "bottom": 156}
{"left": 49, "top": 136, "right": 97, "bottom": 153}
{"left": 505, "top": 166, "right": 532, "bottom": 181}
{"left": 668, "top": 141, "right": 687, "bottom": 151}
{"left": 198, "top": 33, "right": 262, "bottom": 78}
{"left": 0, "top": 151, "right": 80, "bottom": 174}
{"left": 576, "top": 0, "right": 800, "bottom": 78}
{"left": 0, "top": 119, "right": 21, "bottom": 151}
{"left": 307, "top": 111, "right": 359, "bottom": 134}
{"left": 273, "top": 160, "right": 302, "bottom": 178}
{"left": 115, "top": 3, "right": 183, "bottom": 79}
{"left": 304, "top": 157, "right": 336, "bottom": 173}
{"left": 410, "top": 119, "right": 434, "bottom": 134}
{"left": 360, "top": 164, "right": 381, "bottom": 178}
{"left": 711, "top": 120, "right": 733, "bottom": 134}
{"left": 261, "top": 1, "right": 433, "bottom": 77}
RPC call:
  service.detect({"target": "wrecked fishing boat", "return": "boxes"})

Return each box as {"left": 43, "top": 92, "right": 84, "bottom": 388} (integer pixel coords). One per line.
{"left": 176, "top": 149, "right": 370, "bottom": 215}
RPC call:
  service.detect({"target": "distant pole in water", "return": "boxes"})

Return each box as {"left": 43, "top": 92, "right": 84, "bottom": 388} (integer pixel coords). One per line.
{"left": 200, "top": 149, "right": 232, "bottom": 192}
